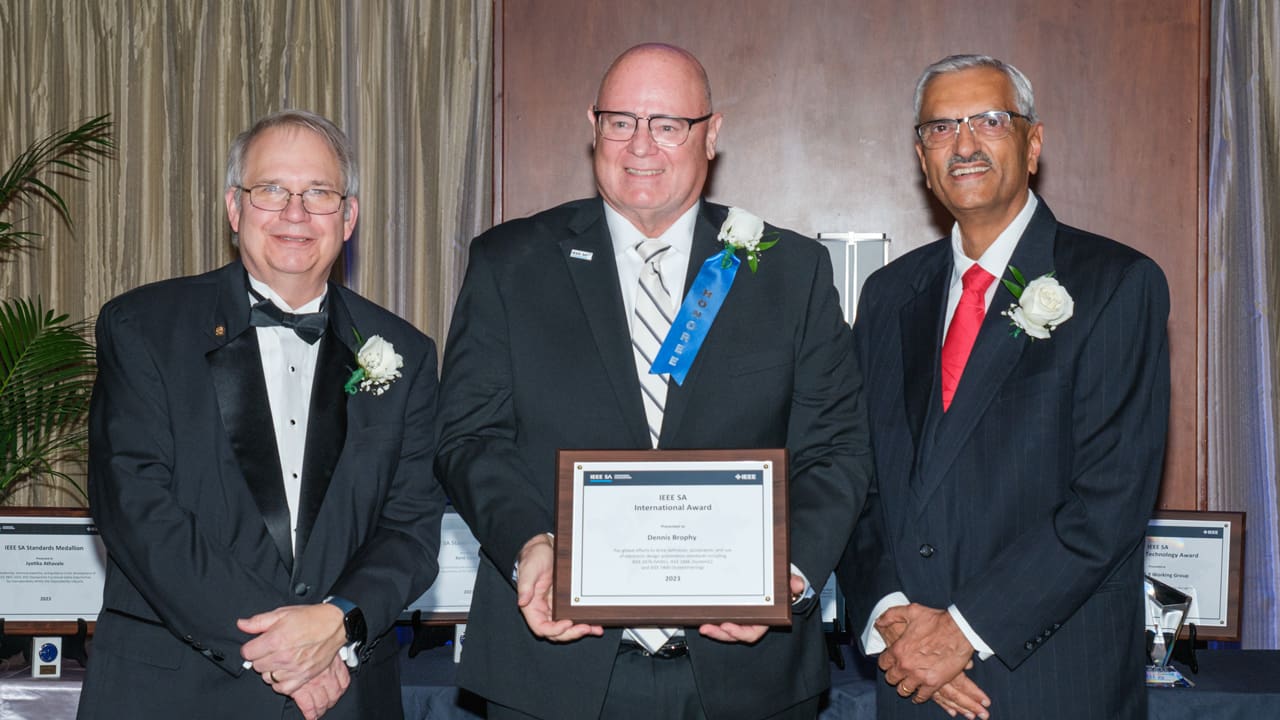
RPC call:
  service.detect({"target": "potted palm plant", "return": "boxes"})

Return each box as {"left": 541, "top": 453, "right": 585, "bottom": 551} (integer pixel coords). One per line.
{"left": 0, "top": 114, "right": 113, "bottom": 503}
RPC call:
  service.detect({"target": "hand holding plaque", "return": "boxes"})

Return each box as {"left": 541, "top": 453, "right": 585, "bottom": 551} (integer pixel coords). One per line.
{"left": 553, "top": 449, "right": 790, "bottom": 627}
{"left": 517, "top": 532, "right": 604, "bottom": 642}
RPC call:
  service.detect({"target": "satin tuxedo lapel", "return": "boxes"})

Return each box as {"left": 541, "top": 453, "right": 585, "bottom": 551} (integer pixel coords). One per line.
{"left": 205, "top": 266, "right": 294, "bottom": 573}
{"left": 660, "top": 204, "right": 724, "bottom": 444}
{"left": 560, "top": 201, "right": 650, "bottom": 448}
{"left": 912, "top": 205, "right": 1058, "bottom": 511}
{"left": 294, "top": 288, "right": 355, "bottom": 559}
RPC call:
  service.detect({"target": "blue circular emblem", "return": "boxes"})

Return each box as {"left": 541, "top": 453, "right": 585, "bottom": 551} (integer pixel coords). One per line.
{"left": 38, "top": 642, "right": 58, "bottom": 663}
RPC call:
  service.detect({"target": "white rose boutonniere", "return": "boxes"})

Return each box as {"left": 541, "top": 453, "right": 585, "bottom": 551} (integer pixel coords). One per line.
{"left": 717, "top": 207, "right": 778, "bottom": 273}
{"left": 344, "top": 333, "right": 403, "bottom": 396}
{"left": 1000, "top": 266, "right": 1074, "bottom": 340}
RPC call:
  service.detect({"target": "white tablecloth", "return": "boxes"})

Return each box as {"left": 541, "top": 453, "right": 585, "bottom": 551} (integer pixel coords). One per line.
{"left": 0, "top": 665, "right": 84, "bottom": 720}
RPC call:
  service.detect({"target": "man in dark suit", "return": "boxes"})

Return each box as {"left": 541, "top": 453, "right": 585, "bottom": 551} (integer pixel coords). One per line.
{"left": 79, "top": 110, "right": 444, "bottom": 720}
{"left": 435, "top": 43, "right": 872, "bottom": 719}
{"left": 840, "top": 55, "right": 1170, "bottom": 719}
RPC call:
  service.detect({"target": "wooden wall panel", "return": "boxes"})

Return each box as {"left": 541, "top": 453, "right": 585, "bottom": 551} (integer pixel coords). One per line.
{"left": 496, "top": 0, "right": 1206, "bottom": 509}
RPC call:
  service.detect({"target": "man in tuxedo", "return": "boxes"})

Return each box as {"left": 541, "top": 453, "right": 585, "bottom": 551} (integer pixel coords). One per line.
{"left": 435, "top": 43, "right": 872, "bottom": 719}
{"left": 840, "top": 55, "right": 1170, "bottom": 719}
{"left": 79, "top": 110, "right": 444, "bottom": 720}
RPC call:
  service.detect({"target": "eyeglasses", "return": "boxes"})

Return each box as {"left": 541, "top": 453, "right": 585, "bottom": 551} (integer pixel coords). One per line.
{"left": 238, "top": 184, "right": 348, "bottom": 215}
{"left": 593, "top": 108, "right": 713, "bottom": 147}
{"left": 914, "top": 110, "right": 1031, "bottom": 148}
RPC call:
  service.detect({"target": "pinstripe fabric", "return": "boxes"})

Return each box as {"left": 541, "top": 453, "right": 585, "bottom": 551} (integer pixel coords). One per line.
{"left": 841, "top": 200, "right": 1169, "bottom": 720}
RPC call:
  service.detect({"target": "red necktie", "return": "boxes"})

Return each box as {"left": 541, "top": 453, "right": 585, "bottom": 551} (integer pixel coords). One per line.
{"left": 940, "top": 264, "right": 995, "bottom": 411}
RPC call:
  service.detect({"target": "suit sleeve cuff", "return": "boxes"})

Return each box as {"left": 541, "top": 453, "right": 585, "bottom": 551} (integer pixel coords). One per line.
{"left": 948, "top": 604, "right": 995, "bottom": 660}
{"left": 789, "top": 563, "right": 815, "bottom": 603}
{"left": 859, "top": 591, "right": 909, "bottom": 655}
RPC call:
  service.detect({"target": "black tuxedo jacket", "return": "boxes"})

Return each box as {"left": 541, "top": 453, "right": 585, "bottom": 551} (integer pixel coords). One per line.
{"left": 79, "top": 260, "right": 445, "bottom": 720}
{"left": 435, "top": 198, "right": 873, "bottom": 719}
{"left": 840, "top": 200, "right": 1170, "bottom": 719}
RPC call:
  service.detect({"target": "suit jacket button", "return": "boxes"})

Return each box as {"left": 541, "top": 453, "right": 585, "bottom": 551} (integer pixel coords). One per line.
{"left": 192, "top": 641, "right": 206, "bottom": 651}
{"left": 1025, "top": 641, "right": 1035, "bottom": 650}
{"left": 212, "top": 650, "right": 225, "bottom": 661}
{"left": 182, "top": 634, "right": 194, "bottom": 644}
{"left": 294, "top": 582, "right": 310, "bottom": 597}
{"left": 918, "top": 544, "right": 934, "bottom": 558}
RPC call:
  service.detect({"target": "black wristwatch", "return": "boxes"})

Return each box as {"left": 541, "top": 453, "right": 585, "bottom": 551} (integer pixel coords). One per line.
{"left": 323, "top": 595, "right": 366, "bottom": 667}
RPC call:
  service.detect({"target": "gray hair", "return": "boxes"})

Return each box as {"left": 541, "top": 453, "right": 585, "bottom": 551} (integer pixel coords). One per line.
{"left": 913, "top": 55, "right": 1038, "bottom": 125}
{"left": 225, "top": 109, "right": 359, "bottom": 205}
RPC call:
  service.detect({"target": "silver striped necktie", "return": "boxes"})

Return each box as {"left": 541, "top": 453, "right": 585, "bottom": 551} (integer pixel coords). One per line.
{"left": 631, "top": 238, "right": 674, "bottom": 448}
{"left": 627, "top": 238, "right": 679, "bottom": 654}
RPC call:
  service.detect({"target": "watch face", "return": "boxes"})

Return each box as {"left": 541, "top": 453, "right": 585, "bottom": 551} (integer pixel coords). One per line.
{"left": 346, "top": 608, "right": 368, "bottom": 645}
{"left": 38, "top": 643, "right": 59, "bottom": 663}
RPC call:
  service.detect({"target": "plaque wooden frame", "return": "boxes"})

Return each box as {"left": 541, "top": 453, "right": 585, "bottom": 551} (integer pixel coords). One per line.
{"left": 553, "top": 448, "right": 790, "bottom": 626}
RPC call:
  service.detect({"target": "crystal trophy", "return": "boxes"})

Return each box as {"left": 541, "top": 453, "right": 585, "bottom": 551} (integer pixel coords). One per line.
{"left": 1144, "top": 575, "right": 1193, "bottom": 686}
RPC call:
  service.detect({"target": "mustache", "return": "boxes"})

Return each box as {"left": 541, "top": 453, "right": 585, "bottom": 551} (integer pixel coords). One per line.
{"left": 947, "top": 151, "right": 993, "bottom": 169}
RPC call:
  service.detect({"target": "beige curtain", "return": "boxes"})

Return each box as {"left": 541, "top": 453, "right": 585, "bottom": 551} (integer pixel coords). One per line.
{"left": 1208, "top": 0, "right": 1280, "bottom": 648}
{"left": 0, "top": 0, "right": 492, "bottom": 507}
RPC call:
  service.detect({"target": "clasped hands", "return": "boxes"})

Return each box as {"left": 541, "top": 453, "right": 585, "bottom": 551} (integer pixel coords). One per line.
{"left": 238, "top": 603, "right": 350, "bottom": 720}
{"left": 875, "top": 603, "right": 992, "bottom": 720}
{"left": 515, "top": 533, "right": 805, "bottom": 644}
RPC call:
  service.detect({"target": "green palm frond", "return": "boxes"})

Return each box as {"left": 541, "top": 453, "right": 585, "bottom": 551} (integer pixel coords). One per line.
{"left": 0, "top": 114, "right": 114, "bottom": 257}
{"left": 0, "top": 298, "right": 95, "bottom": 497}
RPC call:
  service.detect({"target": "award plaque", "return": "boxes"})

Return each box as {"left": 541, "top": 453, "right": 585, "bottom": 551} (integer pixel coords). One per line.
{"left": 1144, "top": 510, "right": 1244, "bottom": 640}
{"left": 0, "top": 508, "right": 106, "bottom": 634}
{"left": 402, "top": 510, "right": 481, "bottom": 623}
{"left": 553, "top": 449, "right": 790, "bottom": 626}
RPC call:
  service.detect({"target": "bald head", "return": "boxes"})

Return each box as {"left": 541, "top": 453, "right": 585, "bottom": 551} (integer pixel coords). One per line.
{"left": 597, "top": 43, "right": 713, "bottom": 114}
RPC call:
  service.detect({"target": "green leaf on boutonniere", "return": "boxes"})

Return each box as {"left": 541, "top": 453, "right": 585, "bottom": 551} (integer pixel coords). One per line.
{"left": 344, "top": 367, "right": 365, "bottom": 395}
{"left": 1003, "top": 265, "right": 1028, "bottom": 298}
{"left": 719, "top": 247, "right": 736, "bottom": 270}
{"left": 757, "top": 239, "right": 779, "bottom": 252}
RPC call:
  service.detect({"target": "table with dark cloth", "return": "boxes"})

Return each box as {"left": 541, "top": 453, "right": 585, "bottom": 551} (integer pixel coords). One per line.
{"left": 1145, "top": 649, "right": 1280, "bottom": 719}
{"left": 399, "top": 645, "right": 1280, "bottom": 719}
{"left": 4, "top": 644, "right": 1276, "bottom": 719}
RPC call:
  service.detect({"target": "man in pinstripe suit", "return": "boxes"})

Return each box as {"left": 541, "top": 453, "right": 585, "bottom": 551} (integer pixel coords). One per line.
{"left": 839, "top": 55, "right": 1170, "bottom": 719}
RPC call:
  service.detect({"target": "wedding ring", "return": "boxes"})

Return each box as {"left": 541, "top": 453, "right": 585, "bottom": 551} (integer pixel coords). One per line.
{"left": 267, "top": 670, "right": 277, "bottom": 684}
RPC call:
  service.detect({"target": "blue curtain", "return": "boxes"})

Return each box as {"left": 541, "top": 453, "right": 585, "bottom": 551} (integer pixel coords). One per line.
{"left": 1208, "top": 0, "right": 1280, "bottom": 649}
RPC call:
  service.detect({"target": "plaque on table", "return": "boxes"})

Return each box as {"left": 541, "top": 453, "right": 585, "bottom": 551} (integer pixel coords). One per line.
{"left": 553, "top": 449, "right": 790, "bottom": 626}
{"left": 402, "top": 510, "right": 481, "bottom": 623}
{"left": 0, "top": 509, "right": 106, "bottom": 631}
{"left": 1144, "top": 510, "right": 1244, "bottom": 640}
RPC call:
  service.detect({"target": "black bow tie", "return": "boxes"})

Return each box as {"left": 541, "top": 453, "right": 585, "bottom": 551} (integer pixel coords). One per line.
{"left": 247, "top": 289, "right": 328, "bottom": 345}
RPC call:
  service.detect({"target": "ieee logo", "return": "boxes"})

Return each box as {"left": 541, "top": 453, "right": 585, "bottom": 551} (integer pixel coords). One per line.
{"left": 38, "top": 642, "right": 59, "bottom": 663}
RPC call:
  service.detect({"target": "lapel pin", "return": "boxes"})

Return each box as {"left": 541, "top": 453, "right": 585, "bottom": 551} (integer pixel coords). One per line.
{"left": 214, "top": 325, "right": 225, "bottom": 337}
{"left": 569, "top": 249, "right": 593, "bottom": 261}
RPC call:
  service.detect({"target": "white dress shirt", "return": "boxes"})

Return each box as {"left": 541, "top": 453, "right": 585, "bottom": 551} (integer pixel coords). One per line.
{"left": 604, "top": 201, "right": 696, "bottom": 323}
{"left": 246, "top": 275, "right": 325, "bottom": 555}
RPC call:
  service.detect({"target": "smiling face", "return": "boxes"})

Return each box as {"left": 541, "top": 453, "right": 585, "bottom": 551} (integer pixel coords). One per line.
{"left": 225, "top": 125, "right": 357, "bottom": 307}
{"left": 915, "top": 66, "right": 1042, "bottom": 254}
{"left": 589, "top": 46, "right": 722, "bottom": 237}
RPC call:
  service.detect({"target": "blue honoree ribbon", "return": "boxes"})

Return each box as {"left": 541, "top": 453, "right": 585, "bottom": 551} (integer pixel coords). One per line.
{"left": 650, "top": 248, "right": 740, "bottom": 385}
